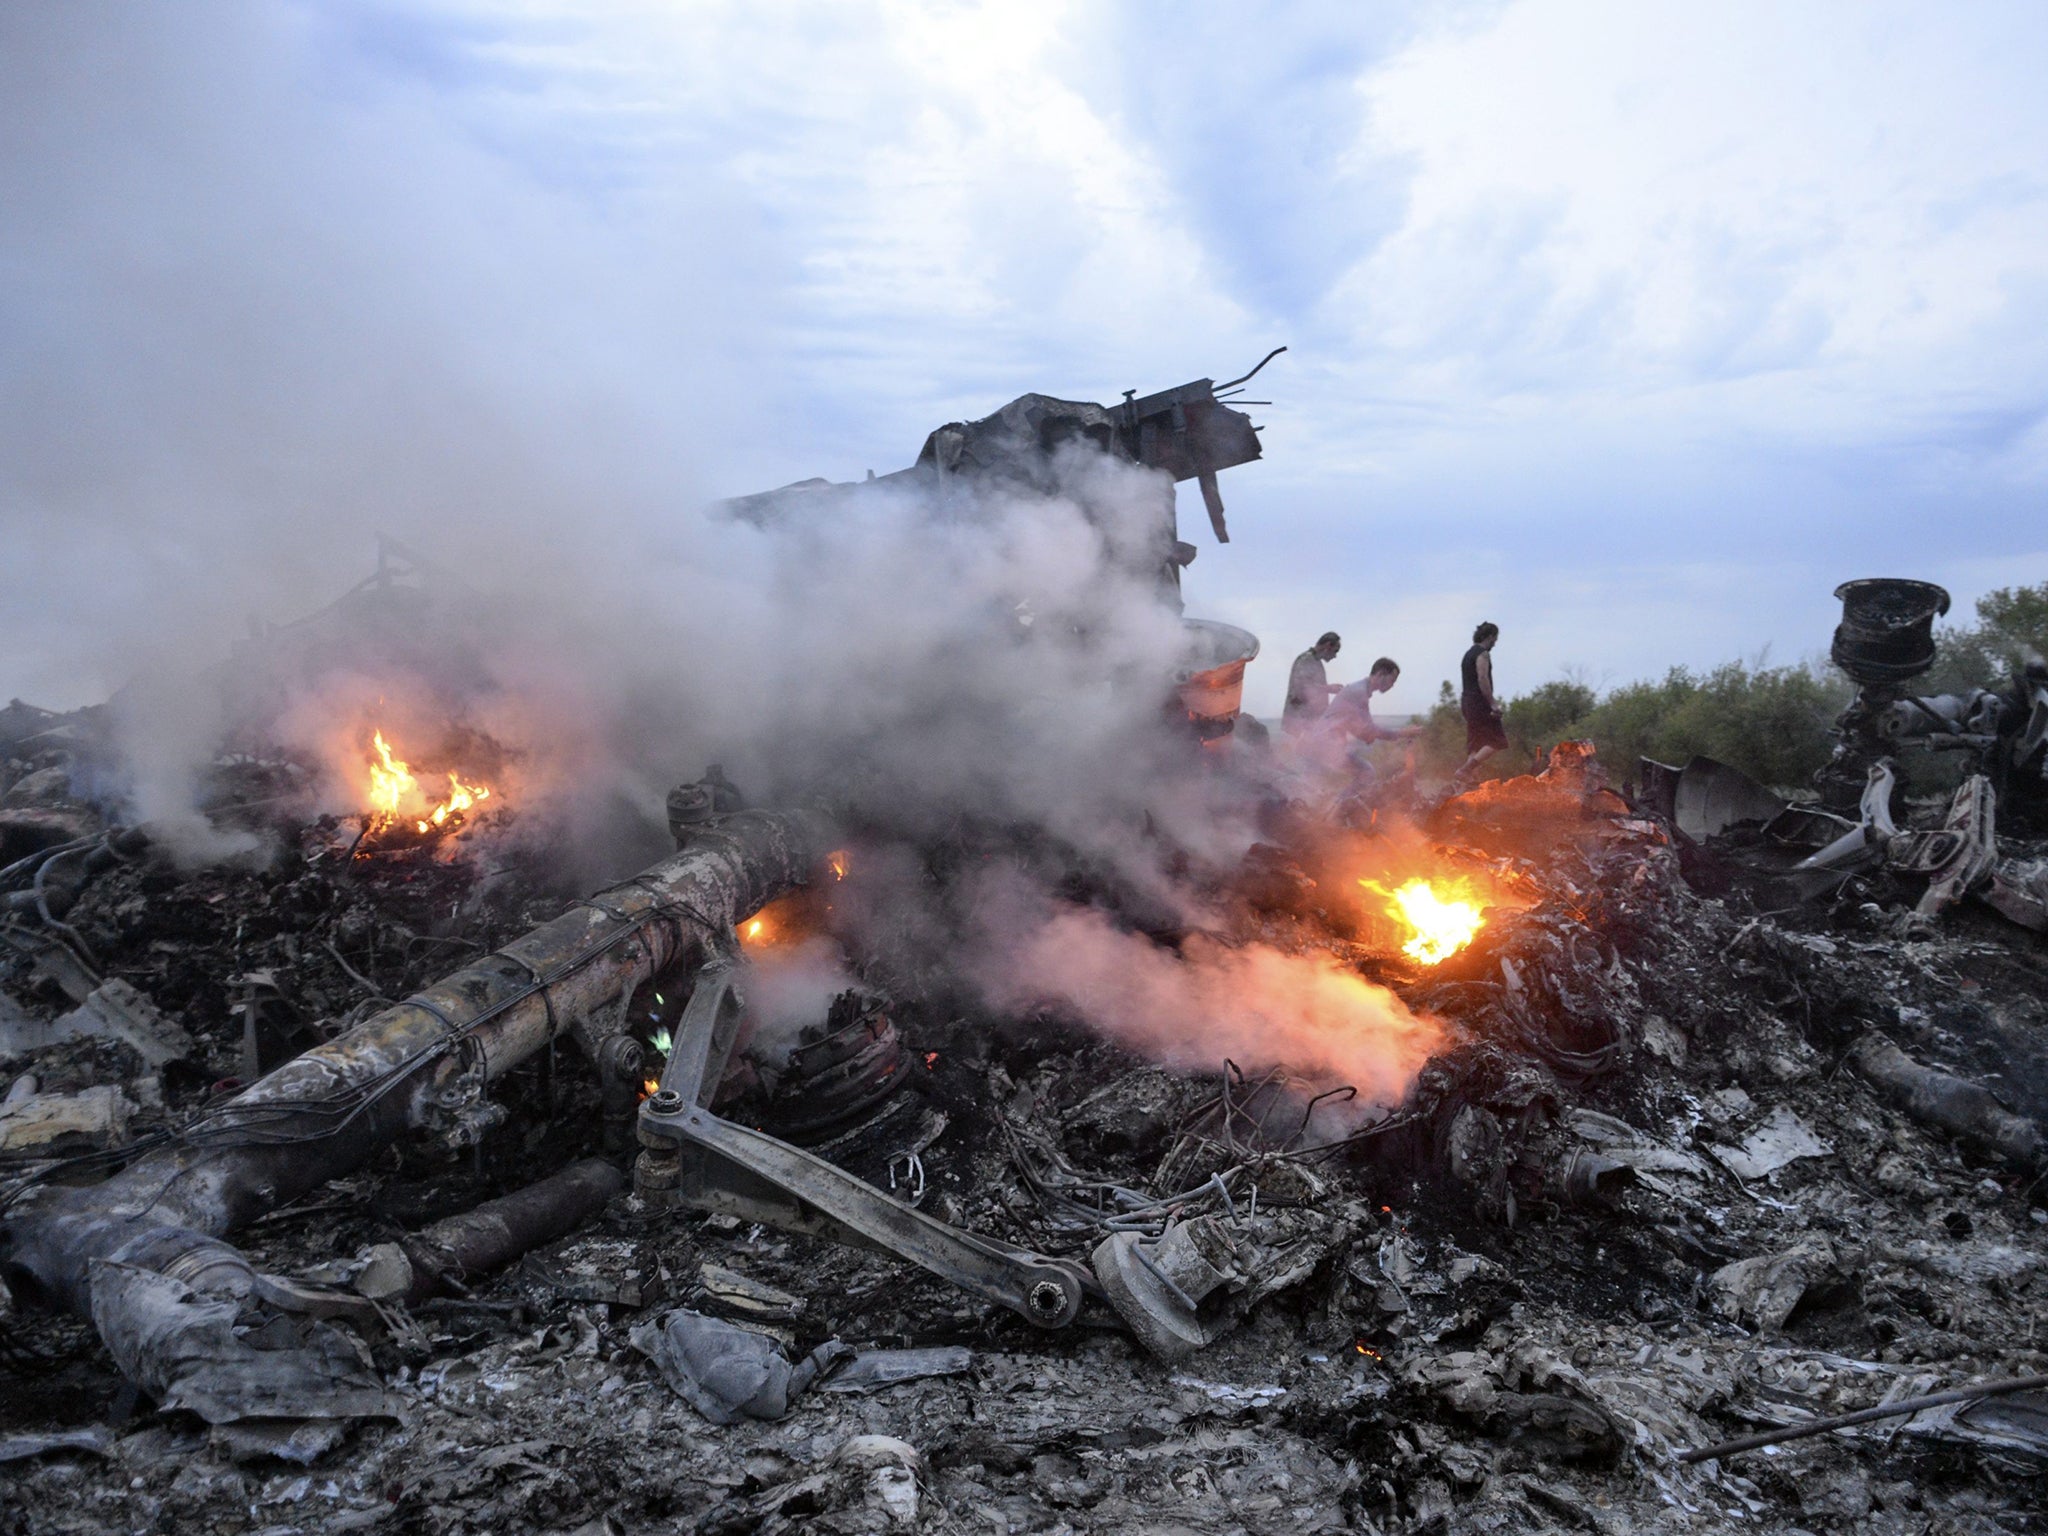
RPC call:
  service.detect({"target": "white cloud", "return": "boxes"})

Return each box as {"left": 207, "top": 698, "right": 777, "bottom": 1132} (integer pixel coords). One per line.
{"left": 1335, "top": 0, "right": 2048, "bottom": 415}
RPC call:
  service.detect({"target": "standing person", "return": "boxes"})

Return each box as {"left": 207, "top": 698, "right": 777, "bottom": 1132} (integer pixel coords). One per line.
{"left": 1283, "top": 632, "right": 1343, "bottom": 736}
{"left": 1454, "top": 622, "right": 1507, "bottom": 787}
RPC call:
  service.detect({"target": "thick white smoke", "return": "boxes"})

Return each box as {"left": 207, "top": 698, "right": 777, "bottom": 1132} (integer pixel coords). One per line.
{"left": 968, "top": 871, "right": 1444, "bottom": 1106}
{"left": 2, "top": 4, "right": 1442, "bottom": 1106}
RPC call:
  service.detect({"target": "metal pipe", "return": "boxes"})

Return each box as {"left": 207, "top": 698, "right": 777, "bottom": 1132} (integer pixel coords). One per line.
{"left": 599, "top": 1034, "right": 648, "bottom": 1156}
{"left": 1849, "top": 1033, "right": 2043, "bottom": 1170}
{"left": 1680, "top": 1371, "right": 2048, "bottom": 1464}
{"left": 0, "top": 808, "right": 836, "bottom": 1315}
{"left": 356, "top": 1158, "right": 625, "bottom": 1306}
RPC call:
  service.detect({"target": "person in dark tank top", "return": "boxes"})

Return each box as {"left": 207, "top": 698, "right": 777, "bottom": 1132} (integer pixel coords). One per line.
{"left": 1453, "top": 621, "right": 1506, "bottom": 788}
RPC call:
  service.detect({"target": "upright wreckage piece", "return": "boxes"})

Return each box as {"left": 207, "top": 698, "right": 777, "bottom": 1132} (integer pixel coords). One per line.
{"left": 1, "top": 808, "right": 836, "bottom": 1317}
{"left": 1819, "top": 578, "right": 2048, "bottom": 817}
{"left": 717, "top": 350, "right": 1282, "bottom": 602}
{"left": 1636, "top": 574, "right": 2048, "bottom": 932}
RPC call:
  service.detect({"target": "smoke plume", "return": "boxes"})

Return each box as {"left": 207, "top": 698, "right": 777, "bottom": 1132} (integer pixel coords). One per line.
{"left": 4, "top": 3, "right": 1443, "bottom": 1108}
{"left": 970, "top": 875, "right": 1443, "bottom": 1105}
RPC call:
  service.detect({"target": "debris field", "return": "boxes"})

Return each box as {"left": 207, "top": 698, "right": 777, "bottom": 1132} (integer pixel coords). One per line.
{"left": 1, "top": 695, "right": 2043, "bottom": 1535}
{"left": 1, "top": 392, "right": 2045, "bottom": 1535}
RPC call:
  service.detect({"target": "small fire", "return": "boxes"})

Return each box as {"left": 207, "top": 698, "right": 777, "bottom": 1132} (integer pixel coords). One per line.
{"left": 362, "top": 729, "right": 493, "bottom": 841}
{"left": 368, "top": 730, "right": 416, "bottom": 818}
{"left": 642, "top": 1077, "right": 661, "bottom": 1098}
{"left": 419, "top": 771, "right": 489, "bottom": 834}
{"left": 1363, "top": 877, "right": 1485, "bottom": 966}
{"left": 827, "top": 850, "right": 849, "bottom": 881}
{"left": 737, "top": 893, "right": 810, "bottom": 950}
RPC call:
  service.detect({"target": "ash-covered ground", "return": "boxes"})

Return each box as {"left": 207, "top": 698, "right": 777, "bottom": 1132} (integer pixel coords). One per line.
{"left": 3, "top": 718, "right": 2045, "bottom": 1535}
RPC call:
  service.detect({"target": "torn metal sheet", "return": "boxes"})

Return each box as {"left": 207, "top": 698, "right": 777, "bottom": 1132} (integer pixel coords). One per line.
{"left": 0, "top": 924, "right": 100, "bottom": 1004}
{"left": 699, "top": 1434, "right": 926, "bottom": 1531}
{"left": 1792, "top": 759, "right": 1900, "bottom": 897}
{"left": 1400, "top": 1343, "right": 1626, "bottom": 1464}
{"left": 1982, "top": 855, "right": 2048, "bottom": 931}
{"left": 1708, "top": 1105, "right": 1832, "bottom": 1181}
{"left": 1894, "top": 773, "right": 1998, "bottom": 916}
{"left": 0, "top": 988, "right": 41, "bottom": 1055}
{"left": 818, "top": 1346, "right": 974, "bottom": 1394}
{"left": 1708, "top": 1235, "right": 1844, "bottom": 1334}
{"left": 1945, "top": 1387, "right": 2048, "bottom": 1462}
{"left": 694, "top": 1262, "right": 803, "bottom": 1324}
{"left": 1566, "top": 1109, "right": 1711, "bottom": 1182}
{"left": 88, "top": 1258, "right": 400, "bottom": 1427}
{"left": 0, "top": 1083, "right": 132, "bottom": 1152}
{"left": 0, "top": 1427, "right": 111, "bottom": 1463}
{"left": 1762, "top": 803, "right": 1858, "bottom": 850}
{"left": 1670, "top": 756, "right": 1786, "bottom": 842}
{"left": 45, "top": 978, "right": 195, "bottom": 1067}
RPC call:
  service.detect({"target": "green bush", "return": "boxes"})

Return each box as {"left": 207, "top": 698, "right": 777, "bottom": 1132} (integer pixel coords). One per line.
{"left": 1581, "top": 663, "right": 1849, "bottom": 789}
{"left": 1409, "top": 676, "right": 1600, "bottom": 779}
{"left": 1410, "top": 661, "right": 1842, "bottom": 789}
{"left": 1508, "top": 679, "right": 1597, "bottom": 744}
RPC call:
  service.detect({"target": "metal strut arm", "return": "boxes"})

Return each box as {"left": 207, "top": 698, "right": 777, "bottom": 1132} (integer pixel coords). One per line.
{"left": 635, "top": 967, "right": 1089, "bottom": 1330}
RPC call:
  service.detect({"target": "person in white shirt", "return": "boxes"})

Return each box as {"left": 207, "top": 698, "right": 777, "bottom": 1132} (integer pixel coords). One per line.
{"left": 1324, "top": 657, "right": 1423, "bottom": 748}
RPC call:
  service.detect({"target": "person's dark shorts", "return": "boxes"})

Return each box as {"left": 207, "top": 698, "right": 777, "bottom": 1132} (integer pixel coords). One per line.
{"left": 1462, "top": 698, "right": 1508, "bottom": 753}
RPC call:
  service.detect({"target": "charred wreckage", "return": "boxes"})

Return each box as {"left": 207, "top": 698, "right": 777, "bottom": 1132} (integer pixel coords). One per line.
{"left": 3, "top": 358, "right": 2047, "bottom": 1535}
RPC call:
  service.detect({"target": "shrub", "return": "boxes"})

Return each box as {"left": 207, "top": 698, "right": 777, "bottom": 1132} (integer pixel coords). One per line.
{"left": 1409, "top": 662, "right": 1846, "bottom": 789}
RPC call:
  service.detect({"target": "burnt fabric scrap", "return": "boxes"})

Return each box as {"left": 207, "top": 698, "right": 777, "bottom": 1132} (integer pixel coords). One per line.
{"left": 631, "top": 1307, "right": 854, "bottom": 1425}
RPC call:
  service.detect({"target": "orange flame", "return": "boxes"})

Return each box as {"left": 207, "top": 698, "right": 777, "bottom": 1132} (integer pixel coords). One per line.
{"left": 1362, "top": 876, "right": 1485, "bottom": 965}
{"left": 418, "top": 771, "right": 490, "bottom": 834}
{"left": 368, "top": 730, "right": 417, "bottom": 818}
{"left": 738, "top": 892, "right": 814, "bottom": 950}
{"left": 827, "top": 851, "right": 849, "bottom": 881}
{"left": 363, "top": 729, "right": 493, "bottom": 840}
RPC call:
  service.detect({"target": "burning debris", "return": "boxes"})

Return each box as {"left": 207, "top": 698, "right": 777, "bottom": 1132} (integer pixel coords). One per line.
{"left": 1, "top": 387, "right": 2045, "bottom": 1534}
{"left": 361, "top": 728, "right": 493, "bottom": 849}
{"left": 1365, "top": 877, "right": 1489, "bottom": 965}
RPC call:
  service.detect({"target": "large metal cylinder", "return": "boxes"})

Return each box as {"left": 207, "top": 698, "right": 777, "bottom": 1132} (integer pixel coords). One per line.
{"left": 1, "top": 808, "right": 836, "bottom": 1314}
{"left": 1831, "top": 578, "right": 1951, "bottom": 685}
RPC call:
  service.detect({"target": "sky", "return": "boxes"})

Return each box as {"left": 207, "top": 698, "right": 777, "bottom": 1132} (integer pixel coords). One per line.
{"left": 4, "top": 0, "right": 2046, "bottom": 719}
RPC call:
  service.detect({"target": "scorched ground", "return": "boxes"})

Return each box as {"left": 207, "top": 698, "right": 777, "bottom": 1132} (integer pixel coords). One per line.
{"left": 2, "top": 714, "right": 2045, "bottom": 1534}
